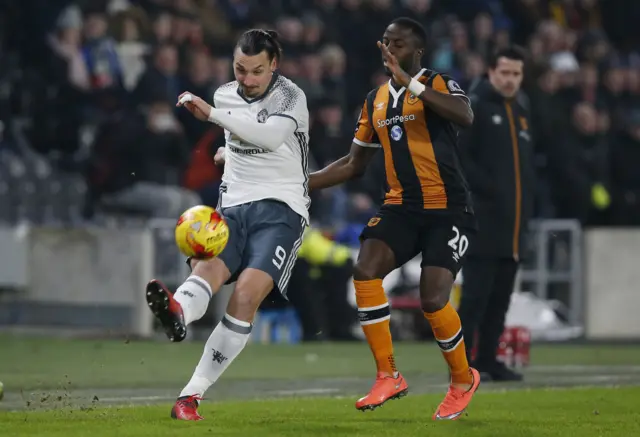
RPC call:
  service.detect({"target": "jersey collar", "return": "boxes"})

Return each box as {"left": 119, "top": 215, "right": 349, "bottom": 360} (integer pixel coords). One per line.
{"left": 388, "top": 68, "right": 427, "bottom": 94}
{"left": 236, "top": 72, "right": 279, "bottom": 104}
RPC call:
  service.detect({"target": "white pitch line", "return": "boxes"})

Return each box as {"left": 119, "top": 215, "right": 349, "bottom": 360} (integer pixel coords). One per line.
{"left": 268, "top": 388, "right": 341, "bottom": 396}
{"left": 528, "top": 365, "right": 640, "bottom": 373}
{"left": 99, "top": 395, "right": 173, "bottom": 403}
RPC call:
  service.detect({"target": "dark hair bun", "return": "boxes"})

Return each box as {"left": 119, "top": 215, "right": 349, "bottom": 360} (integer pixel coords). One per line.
{"left": 265, "top": 30, "right": 279, "bottom": 41}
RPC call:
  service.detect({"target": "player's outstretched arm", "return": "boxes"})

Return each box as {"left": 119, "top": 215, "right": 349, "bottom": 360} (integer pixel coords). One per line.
{"left": 309, "top": 142, "right": 378, "bottom": 191}
{"left": 177, "top": 92, "right": 295, "bottom": 152}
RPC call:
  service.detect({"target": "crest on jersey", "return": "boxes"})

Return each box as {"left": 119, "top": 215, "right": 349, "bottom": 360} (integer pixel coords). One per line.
{"left": 447, "top": 80, "right": 463, "bottom": 93}
{"left": 256, "top": 109, "right": 268, "bottom": 123}
{"left": 407, "top": 93, "right": 419, "bottom": 105}
{"left": 367, "top": 217, "right": 381, "bottom": 227}
{"left": 390, "top": 125, "right": 403, "bottom": 141}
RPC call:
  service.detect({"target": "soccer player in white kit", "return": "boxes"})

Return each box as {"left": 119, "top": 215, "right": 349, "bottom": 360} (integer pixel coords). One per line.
{"left": 144, "top": 29, "right": 310, "bottom": 421}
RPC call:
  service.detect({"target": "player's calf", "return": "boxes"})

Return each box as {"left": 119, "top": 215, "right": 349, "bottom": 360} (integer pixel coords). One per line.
{"left": 420, "top": 267, "right": 474, "bottom": 389}
{"left": 225, "top": 269, "right": 272, "bottom": 322}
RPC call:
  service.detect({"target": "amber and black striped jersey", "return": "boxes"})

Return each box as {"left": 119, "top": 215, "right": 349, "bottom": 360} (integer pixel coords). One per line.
{"left": 353, "top": 68, "right": 473, "bottom": 212}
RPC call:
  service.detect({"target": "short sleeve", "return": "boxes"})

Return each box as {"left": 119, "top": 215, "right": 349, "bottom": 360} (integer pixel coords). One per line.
{"left": 353, "top": 98, "right": 381, "bottom": 148}
{"left": 431, "top": 73, "right": 470, "bottom": 104}
{"left": 267, "top": 82, "right": 309, "bottom": 132}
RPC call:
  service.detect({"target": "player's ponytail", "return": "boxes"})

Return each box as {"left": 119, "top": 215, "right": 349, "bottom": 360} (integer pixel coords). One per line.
{"left": 237, "top": 29, "right": 283, "bottom": 62}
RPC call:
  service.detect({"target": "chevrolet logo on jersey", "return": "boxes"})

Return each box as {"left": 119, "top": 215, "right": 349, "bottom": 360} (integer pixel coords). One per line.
{"left": 228, "top": 145, "right": 269, "bottom": 155}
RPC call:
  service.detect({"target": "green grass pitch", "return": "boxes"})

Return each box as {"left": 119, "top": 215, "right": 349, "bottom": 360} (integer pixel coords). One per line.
{"left": 1, "top": 335, "right": 639, "bottom": 436}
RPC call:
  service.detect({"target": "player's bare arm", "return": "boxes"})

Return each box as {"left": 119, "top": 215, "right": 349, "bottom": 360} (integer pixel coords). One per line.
{"left": 308, "top": 142, "right": 378, "bottom": 191}
{"left": 378, "top": 40, "right": 473, "bottom": 127}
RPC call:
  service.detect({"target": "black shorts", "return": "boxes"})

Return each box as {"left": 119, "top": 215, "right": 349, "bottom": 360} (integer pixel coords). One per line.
{"left": 359, "top": 204, "right": 476, "bottom": 275}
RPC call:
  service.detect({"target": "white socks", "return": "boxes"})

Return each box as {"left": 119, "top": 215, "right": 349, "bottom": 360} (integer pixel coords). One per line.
{"left": 180, "top": 313, "right": 252, "bottom": 398}
{"left": 174, "top": 275, "right": 213, "bottom": 325}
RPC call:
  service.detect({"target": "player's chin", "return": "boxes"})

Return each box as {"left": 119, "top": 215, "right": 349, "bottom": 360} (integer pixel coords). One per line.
{"left": 383, "top": 67, "right": 393, "bottom": 77}
{"left": 242, "top": 86, "right": 261, "bottom": 97}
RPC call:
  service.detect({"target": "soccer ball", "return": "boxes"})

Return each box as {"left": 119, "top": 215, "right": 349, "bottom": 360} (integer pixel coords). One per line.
{"left": 175, "top": 205, "right": 229, "bottom": 258}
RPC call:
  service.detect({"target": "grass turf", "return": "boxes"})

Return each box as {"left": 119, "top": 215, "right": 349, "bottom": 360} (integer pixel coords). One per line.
{"left": 2, "top": 335, "right": 640, "bottom": 390}
{"left": 2, "top": 387, "right": 639, "bottom": 437}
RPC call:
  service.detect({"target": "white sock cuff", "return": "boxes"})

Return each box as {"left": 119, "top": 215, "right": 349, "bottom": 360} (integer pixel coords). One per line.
{"left": 183, "top": 275, "right": 213, "bottom": 298}
{"left": 224, "top": 313, "right": 251, "bottom": 327}
{"left": 221, "top": 313, "right": 252, "bottom": 334}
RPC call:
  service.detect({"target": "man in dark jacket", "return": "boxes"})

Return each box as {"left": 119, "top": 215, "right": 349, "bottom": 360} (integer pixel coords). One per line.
{"left": 457, "top": 46, "right": 535, "bottom": 382}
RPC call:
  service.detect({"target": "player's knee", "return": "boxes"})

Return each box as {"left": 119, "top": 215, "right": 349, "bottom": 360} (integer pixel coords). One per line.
{"left": 420, "top": 293, "right": 449, "bottom": 314}
{"left": 191, "top": 257, "right": 229, "bottom": 291}
{"left": 189, "top": 257, "right": 201, "bottom": 270}
{"left": 353, "top": 261, "right": 379, "bottom": 282}
{"left": 228, "top": 286, "right": 262, "bottom": 319}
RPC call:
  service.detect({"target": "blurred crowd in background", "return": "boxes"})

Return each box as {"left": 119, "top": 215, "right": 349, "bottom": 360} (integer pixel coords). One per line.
{"left": 1, "top": 0, "right": 639, "bottom": 231}
{"left": 1, "top": 0, "right": 639, "bottom": 341}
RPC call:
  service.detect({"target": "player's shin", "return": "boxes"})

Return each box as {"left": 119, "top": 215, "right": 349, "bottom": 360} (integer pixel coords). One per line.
{"left": 354, "top": 279, "right": 397, "bottom": 376}
{"left": 179, "top": 313, "right": 251, "bottom": 398}
{"left": 424, "top": 303, "right": 473, "bottom": 385}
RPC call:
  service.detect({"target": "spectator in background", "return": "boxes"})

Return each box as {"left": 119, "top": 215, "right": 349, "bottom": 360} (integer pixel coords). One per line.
{"left": 112, "top": 8, "right": 150, "bottom": 91}
{"left": 86, "top": 99, "right": 199, "bottom": 218}
{"left": 458, "top": 46, "right": 534, "bottom": 382}
{"left": 609, "top": 110, "right": 640, "bottom": 226}
{"left": 150, "top": 12, "right": 173, "bottom": 45}
{"left": 82, "top": 10, "right": 124, "bottom": 92}
{"left": 178, "top": 48, "right": 217, "bottom": 143}
{"left": 547, "top": 101, "right": 611, "bottom": 225}
{"left": 471, "top": 13, "right": 494, "bottom": 60}
{"left": 134, "top": 43, "right": 180, "bottom": 105}
{"left": 48, "top": 7, "right": 90, "bottom": 93}
{"left": 319, "top": 44, "right": 347, "bottom": 102}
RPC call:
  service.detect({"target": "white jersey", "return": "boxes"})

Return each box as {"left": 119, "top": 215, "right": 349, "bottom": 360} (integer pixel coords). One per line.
{"left": 214, "top": 74, "right": 310, "bottom": 223}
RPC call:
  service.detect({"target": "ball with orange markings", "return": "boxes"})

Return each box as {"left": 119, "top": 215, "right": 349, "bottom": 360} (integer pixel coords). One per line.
{"left": 175, "top": 205, "right": 229, "bottom": 258}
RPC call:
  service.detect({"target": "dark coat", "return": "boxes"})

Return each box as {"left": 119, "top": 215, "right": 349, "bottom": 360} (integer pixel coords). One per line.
{"left": 460, "top": 79, "right": 536, "bottom": 260}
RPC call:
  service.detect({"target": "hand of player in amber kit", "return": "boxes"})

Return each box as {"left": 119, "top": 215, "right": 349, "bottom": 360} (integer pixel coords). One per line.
{"left": 377, "top": 41, "right": 412, "bottom": 88}
{"left": 177, "top": 91, "right": 212, "bottom": 122}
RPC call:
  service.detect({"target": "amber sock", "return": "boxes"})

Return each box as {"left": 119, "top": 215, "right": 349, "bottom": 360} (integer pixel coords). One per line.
{"left": 424, "top": 303, "right": 472, "bottom": 385}
{"left": 354, "top": 279, "right": 397, "bottom": 376}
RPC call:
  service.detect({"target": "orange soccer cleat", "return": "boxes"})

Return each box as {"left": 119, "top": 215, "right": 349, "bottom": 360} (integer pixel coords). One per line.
{"left": 433, "top": 367, "right": 481, "bottom": 420}
{"left": 355, "top": 372, "right": 408, "bottom": 411}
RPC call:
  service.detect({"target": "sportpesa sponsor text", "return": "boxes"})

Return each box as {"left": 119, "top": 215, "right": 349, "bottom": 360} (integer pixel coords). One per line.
{"left": 376, "top": 114, "right": 416, "bottom": 128}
